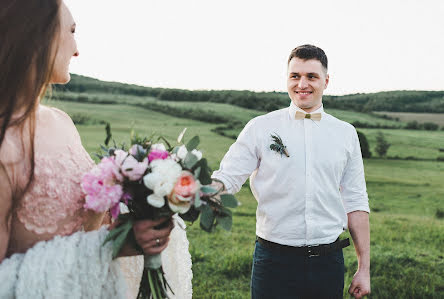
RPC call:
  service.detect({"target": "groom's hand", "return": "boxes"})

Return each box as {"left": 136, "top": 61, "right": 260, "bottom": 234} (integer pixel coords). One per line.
{"left": 133, "top": 217, "right": 174, "bottom": 256}
{"left": 348, "top": 269, "right": 371, "bottom": 298}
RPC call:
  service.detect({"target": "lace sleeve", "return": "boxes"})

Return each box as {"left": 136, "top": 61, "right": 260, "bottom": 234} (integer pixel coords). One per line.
{"left": 0, "top": 227, "right": 127, "bottom": 299}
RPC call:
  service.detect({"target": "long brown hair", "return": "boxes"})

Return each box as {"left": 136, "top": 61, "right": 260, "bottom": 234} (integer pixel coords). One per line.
{"left": 0, "top": 0, "right": 61, "bottom": 220}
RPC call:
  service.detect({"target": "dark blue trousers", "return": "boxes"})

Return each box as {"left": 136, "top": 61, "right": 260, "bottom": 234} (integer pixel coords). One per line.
{"left": 251, "top": 240, "right": 345, "bottom": 299}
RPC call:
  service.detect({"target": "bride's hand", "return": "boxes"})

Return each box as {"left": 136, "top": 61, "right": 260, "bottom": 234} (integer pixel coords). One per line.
{"left": 133, "top": 217, "right": 174, "bottom": 256}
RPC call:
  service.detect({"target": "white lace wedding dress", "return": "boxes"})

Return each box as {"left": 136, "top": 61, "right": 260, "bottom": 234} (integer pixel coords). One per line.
{"left": 118, "top": 215, "right": 193, "bottom": 299}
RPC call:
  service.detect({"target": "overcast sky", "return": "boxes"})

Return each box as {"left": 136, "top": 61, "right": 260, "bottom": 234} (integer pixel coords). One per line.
{"left": 65, "top": 0, "right": 444, "bottom": 95}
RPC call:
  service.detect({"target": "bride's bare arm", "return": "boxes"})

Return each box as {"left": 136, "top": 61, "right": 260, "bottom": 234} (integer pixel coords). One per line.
{"left": 0, "top": 165, "right": 12, "bottom": 263}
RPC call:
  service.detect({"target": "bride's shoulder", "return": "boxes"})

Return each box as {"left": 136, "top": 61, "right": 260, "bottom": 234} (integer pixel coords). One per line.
{"left": 38, "top": 105, "right": 73, "bottom": 125}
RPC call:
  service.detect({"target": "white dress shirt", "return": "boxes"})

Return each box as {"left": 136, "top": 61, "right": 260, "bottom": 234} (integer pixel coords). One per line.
{"left": 212, "top": 102, "right": 370, "bottom": 246}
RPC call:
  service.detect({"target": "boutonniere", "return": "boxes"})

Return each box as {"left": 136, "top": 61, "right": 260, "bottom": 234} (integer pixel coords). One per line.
{"left": 270, "top": 133, "right": 289, "bottom": 157}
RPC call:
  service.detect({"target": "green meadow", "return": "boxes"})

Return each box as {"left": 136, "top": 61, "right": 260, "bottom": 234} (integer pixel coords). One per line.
{"left": 48, "top": 96, "right": 444, "bottom": 298}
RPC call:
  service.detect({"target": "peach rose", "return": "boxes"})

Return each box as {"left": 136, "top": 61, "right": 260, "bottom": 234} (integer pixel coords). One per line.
{"left": 168, "top": 171, "right": 199, "bottom": 213}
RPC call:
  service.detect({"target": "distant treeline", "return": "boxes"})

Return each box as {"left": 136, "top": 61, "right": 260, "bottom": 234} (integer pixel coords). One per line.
{"left": 61, "top": 74, "right": 444, "bottom": 113}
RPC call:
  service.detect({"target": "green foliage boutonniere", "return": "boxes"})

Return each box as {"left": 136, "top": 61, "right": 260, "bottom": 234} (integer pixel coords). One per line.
{"left": 270, "top": 133, "right": 289, "bottom": 157}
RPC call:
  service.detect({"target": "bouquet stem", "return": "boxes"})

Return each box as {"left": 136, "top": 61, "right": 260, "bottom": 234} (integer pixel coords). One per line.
{"left": 137, "top": 254, "right": 172, "bottom": 299}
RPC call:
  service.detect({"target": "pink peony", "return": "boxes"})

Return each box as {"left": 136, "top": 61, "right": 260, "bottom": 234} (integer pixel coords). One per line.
{"left": 148, "top": 149, "right": 169, "bottom": 163}
{"left": 121, "top": 156, "right": 148, "bottom": 181}
{"left": 114, "top": 149, "right": 149, "bottom": 181}
{"left": 168, "top": 171, "right": 199, "bottom": 213}
{"left": 82, "top": 157, "right": 123, "bottom": 213}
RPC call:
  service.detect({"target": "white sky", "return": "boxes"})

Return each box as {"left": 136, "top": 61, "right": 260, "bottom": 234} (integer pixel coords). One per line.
{"left": 65, "top": 0, "right": 444, "bottom": 95}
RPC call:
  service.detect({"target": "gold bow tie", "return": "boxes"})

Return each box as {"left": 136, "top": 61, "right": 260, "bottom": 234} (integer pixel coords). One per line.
{"left": 295, "top": 111, "right": 322, "bottom": 121}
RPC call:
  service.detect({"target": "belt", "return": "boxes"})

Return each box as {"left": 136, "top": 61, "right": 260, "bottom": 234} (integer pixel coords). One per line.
{"left": 256, "top": 236, "right": 350, "bottom": 257}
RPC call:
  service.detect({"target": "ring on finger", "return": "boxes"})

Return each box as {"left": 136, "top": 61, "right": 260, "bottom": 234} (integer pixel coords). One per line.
{"left": 155, "top": 238, "right": 160, "bottom": 246}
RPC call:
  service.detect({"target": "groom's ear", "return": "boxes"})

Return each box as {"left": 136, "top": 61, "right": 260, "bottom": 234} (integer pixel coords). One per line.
{"left": 324, "top": 74, "right": 329, "bottom": 89}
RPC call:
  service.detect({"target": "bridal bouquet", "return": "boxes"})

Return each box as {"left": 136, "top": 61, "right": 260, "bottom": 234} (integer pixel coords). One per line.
{"left": 81, "top": 128, "right": 238, "bottom": 299}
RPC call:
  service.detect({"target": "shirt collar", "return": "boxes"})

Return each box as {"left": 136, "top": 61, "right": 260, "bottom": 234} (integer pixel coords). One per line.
{"left": 288, "top": 102, "right": 325, "bottom": 120}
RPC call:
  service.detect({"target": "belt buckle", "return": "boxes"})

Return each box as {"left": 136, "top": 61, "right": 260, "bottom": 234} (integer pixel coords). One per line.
{"left": 307, "top": 245, "right": 320, "bottom": 258}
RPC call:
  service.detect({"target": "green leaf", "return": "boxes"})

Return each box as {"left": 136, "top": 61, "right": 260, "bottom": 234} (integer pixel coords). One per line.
{"left": 186, "top": 135, "right": 200, "bottom": 151}
{"left": 104, "top": 123, "right": 112, "bottom": 146}
{"left": 194, "top": 191, "right": 202, "bottom": 208}
{"left": 184, "top": 152, "right": 198, "bottom": 169}
{"left": 220, "top": 206, "right": 233, "bottom": 217}
{"left": 200, "top": 204, "right": 215, "bottom": 232}
{"left": 194, "top": 167, "right": 201, "bottom": 179}
{"left": 201, "top": 186, "right": 217, "bottom": 194}
{"left": 103, "top": 220, "right": 131, "bottom": 245}
{"left": 177, "top": 128, "right": 187, "bottom": 143}
{"left": 217, "top": 215, "right": 232, "bottom": 231}
{"left": 195, "top": 158, "right": 212, "bottom": 185}
{"left": 110, "top": 220, "right": 133, "bottom": 259}
{"left": 221, "top": 194, "right": 238, "bottom": 208}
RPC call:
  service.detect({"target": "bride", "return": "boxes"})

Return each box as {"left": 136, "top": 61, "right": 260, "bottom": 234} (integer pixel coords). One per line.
{"left": 0, "top": 1, "right": 192, "bottom": 298}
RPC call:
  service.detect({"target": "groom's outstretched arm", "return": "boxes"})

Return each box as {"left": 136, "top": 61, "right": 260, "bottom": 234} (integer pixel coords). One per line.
{"left": 347, "top": 211, "right": 371, "bottom": 298}
{"left": 212, "top": 119, "right": 260, "bottom": 194}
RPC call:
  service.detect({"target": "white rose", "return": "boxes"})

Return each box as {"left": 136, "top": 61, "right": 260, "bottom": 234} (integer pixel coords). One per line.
{"left": 143, "top": 158, "right": 182, "bottom": 208}
{"left": 147, "top": 194, "right": 165, "bottom": 208}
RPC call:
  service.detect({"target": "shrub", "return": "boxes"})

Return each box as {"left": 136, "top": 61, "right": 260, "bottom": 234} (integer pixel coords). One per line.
{"left": 357, "top": 131, "right": 372, "bottom": 158}
{"left": 375, "top": 132, "right": 391, "bottom": 157}
{"left": 70, "top": 113, "right": 106, "bottom": 125}
{"left": 405, "top": 120, "right": 420, "bottom": 130}
{"left": 423, "top": 122, "right": 439, "bottom": 131}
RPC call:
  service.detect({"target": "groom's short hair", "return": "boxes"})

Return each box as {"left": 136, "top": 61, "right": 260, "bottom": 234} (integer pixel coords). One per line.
{"left": 288, "top": 45, "right": 328, "bottom": 71}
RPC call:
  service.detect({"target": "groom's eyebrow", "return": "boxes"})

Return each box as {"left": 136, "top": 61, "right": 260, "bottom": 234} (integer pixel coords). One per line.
{"left": 289, "top": 72, "right": 320, "bottom": 76}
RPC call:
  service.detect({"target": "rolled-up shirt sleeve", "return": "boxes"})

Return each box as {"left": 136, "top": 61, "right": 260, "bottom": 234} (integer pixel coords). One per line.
{"left": 340, "top": 129, "right": 370, "bottom": 213}
{"left": 212, "top": 119, "right": 260, "bottom": 194}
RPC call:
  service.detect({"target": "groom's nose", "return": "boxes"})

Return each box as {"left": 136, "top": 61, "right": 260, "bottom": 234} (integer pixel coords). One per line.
{"left": 298, "top": 77, "right": 308, "bottom": 89}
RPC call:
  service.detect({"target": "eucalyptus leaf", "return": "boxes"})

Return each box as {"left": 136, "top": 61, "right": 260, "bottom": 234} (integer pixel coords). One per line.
{"left": 221, "top": 194, "right": 238, "bottom": 208}
{"left": 186, "top": 136, "right": 200, "bottom": 151}
{"left": 217, "top": 215, "right": 232, "bottom": 231}
{"left": 184, "top": 152, "right": 198, "bottom": 169}
{"left": 220, "top": 206, "right": 233, "bottom": 217}
{"left": 200, "top": 186, "right": 217, "bottom": 194}
{"left": 195, "top": 158, "right": 212, "bottom": 185}
{"left": 200, "top": 204, "right": 215, "bottom": 231}
{"left": 194, "top": 167, "right": 201, "bottom": 180}
{"left": 194, "top": 191, "right": 202, "bottom": 208}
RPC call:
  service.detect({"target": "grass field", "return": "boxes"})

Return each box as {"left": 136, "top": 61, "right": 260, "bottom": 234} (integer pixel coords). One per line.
{"left": 47, "top": 99, "right": 444, "bottom": 298}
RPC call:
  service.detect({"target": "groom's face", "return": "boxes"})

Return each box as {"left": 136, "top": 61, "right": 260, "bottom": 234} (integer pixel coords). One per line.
{"left": 287, "top": 57, "right": 329, "bottom": 113}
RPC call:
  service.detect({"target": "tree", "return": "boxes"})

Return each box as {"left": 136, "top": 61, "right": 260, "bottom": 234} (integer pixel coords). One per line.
{"left": 375, "top": 132, "right": 391, "bottom": 157}
{"left": 357, "top": 131, "right": 372, "bottom": 158}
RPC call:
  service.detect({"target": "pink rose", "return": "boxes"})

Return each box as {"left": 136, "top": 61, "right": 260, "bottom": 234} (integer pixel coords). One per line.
{"left": 168, "top": 171, "right": 199, "bottom": 213}
{"left": 148, "top": 149, "right": 169, "bottom": 162}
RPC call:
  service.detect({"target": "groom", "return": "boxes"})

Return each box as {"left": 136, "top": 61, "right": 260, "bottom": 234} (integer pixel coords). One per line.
{"left": 212, "top": 45, "right": 370, "bottom": 298}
